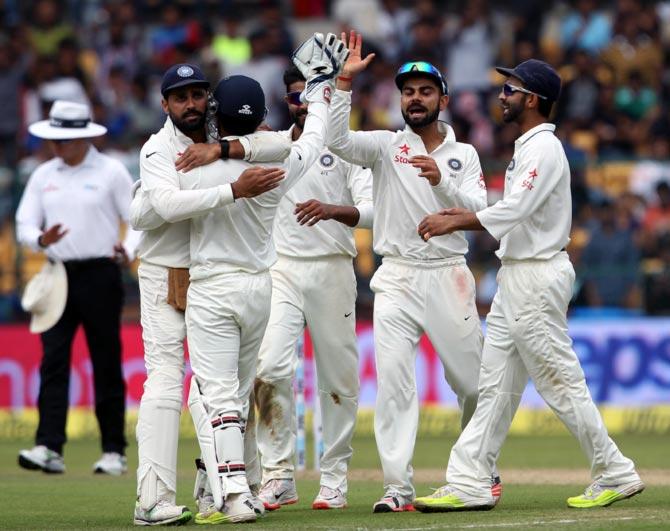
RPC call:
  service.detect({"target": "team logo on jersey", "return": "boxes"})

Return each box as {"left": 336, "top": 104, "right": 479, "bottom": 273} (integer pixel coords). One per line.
{"left": 507, "top": 158, "right": 515, "bottom": 171}
{"left": 238, "top": 104, "right": 252, "bottom": 115}
{"left": 448, "top": 158, "right": 462, "bottom": 171}
{"left": 318, "top": 153, "right": 335, "bottom": 169}
{"left": 177, "top": 65, "right": 194, "bottom": 78}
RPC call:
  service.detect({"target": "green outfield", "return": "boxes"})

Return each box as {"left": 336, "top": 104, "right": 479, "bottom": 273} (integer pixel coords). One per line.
{"left": 1, "top": 435, "right": 668, "bottom": 530}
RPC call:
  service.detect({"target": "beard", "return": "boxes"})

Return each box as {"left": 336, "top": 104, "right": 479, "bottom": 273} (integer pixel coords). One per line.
{"left": 501, "top": 98, "right": 525, "bottom": 123}
{"left": 290, "top": 108, "right": 307, "bottom": 130}
{"left": 401, "top": 104, "right": 440, "bottom": 129}
{"left": 170, "top": 110, "right": 205, "bottom": 133}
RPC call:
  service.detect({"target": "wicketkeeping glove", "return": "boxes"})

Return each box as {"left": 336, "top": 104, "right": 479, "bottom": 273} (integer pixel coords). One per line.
{"left": 292, "top": 32, "right": 349, "bottom": 104}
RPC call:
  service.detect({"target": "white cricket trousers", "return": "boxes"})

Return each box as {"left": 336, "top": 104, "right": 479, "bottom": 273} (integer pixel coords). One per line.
{"left": 447, "top": 252, "right": 639, "bottom": 496}
{"left": 255, "top": 254, "right": 359, "bottom": 493}
{"left": 136, "top": 262, "right": 186, "bottom": 508}
{"left": 371, "top": 256, "right": 483, "bottom": 499}
{"left": 186, "top": 269, "right": 272, "bottom": 494}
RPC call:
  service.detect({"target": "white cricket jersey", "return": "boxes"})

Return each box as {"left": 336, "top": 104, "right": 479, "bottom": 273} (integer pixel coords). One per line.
{"left": 16, "top": 145, "right": 140, "bottom": 261}
{"left": 272, "top": 126, "right": 373, "bottom": 259}
{"left": 327, "top": 89, "right": 487, "bottom": 260}
{"left": 476, "top": 123, "right": 571, "bottom": 261}
{"left": 182, "top": 101, "right": 330, "bottom": 280}
{"left": 131, "top": 117, "right": 235, "bottom": 268}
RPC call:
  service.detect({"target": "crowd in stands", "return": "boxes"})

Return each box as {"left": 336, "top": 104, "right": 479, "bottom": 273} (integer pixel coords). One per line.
{"left": 1, "top": 0, "right": 670, "bottom": 320}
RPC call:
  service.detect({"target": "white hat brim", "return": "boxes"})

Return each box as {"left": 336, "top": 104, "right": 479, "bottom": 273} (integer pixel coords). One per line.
{"left": 28, "top": 120, "right": 107, "bottom": 140}
{"left": 21, "top": 261, "right": 68, "bottom": 334}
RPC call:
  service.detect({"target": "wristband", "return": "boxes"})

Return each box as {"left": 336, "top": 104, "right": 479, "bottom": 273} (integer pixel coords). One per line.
{"left": 219, "top": 139, "right": 230, "bottom": 160}
{"left": 337, "top": 75, "right": 353, "bottom": 82}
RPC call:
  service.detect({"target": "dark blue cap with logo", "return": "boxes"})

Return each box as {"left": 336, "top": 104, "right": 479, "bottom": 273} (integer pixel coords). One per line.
{"left": 496, "top": 59, "right": 561, "bottom": 102}
{"left": 213, "top": 75, "right": 267, "bottom": 135}
{"left": 161, "top": 63, "right": 210, "bottom": 96}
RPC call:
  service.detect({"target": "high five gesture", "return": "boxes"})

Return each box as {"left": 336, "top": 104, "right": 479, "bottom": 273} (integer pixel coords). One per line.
{"left": 336, "top": 30, "right": 376, "bottom": 91}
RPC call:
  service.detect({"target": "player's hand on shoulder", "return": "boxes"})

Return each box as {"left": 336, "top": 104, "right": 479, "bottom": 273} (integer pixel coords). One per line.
{"left": 294, "top": 199, "right": 334, "bottom": 226}
{"left": 410, "top": 155, "right": 441, "bottom": 186}
{"left": 175, "top": 143, "right": 221, "bottom": 173}
{"left": 232, "top": 166, "right": 285, "bottom": 200}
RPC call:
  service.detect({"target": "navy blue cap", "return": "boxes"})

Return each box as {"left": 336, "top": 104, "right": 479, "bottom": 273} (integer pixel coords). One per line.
{"left": 161, "top": 63, "right": 209, "bottom": 96}
{"left": 213, "top": 75, "right": 266, "bottom": 135}
{"left": 496, "top": 59, "right": 561, "bottom": 102}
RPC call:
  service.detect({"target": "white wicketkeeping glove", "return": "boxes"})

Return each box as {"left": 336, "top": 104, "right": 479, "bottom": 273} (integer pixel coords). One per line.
{"left": 291, "top": 32, "right": 349, "bottom": 104}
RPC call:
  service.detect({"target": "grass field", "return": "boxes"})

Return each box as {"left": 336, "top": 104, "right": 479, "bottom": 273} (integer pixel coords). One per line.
{"left": 1, "top": 435, "right": 668, "bottom": 530}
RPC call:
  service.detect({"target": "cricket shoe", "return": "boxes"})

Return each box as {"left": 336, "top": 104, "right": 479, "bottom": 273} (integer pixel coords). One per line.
{"left": 312, "top": 485, "right": 347, "bottom": 509}
{"left": 248, "top": 492, "right": 266, "bottom": 517}
{"left": 567, "top": 478, "right": 645, "bottom": 508}
{"left": 491, "top": 475, "right": 503, "bottom": 505}
{"left": 18, "top": 445, "right": 65, "bottom": 473}
{"left": 413, "top": 484, "right": 496, "bottom": 512}
{"left": 195, "top": 493, "right": 257, "bottom": 524}
{"left": 258, "top": 478, "right": 298, "bottom": 511}
{"left": 372, "top": 491, "right": 415, "bottom": 513}
{"left": 93, "top": 452, "right": 128, "bottom": 475}
{"left": 133, "top": 500, "right": 192, "bottom": 526}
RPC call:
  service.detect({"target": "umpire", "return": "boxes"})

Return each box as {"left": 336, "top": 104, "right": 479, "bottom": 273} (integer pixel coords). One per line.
{"left": 15, "top": 100, "right": 139, "bottom": 475}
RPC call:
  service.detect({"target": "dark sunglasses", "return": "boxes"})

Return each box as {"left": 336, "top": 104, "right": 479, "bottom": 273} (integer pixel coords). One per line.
{"left": 502, "top": 82, "right": 547, "bottom": 100}
{"left": 286, "top": 91, "right": 304, "bottom": 105}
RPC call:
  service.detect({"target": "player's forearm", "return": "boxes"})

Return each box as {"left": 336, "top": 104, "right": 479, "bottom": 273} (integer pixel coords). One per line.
{"left": 328, "top": 205, "right": 360, "bottom": 227}
{"left": 148, "top": 186, "right": 233, "bottom": 223}
{"left": 432, "top": 177, "right": 487, "bottom": 212}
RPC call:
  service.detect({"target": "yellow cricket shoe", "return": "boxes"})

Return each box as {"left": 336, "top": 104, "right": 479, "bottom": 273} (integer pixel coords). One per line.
{"left": 414, "top": 484, "right": 496, "bottom": 512}
{"left": 567, "top": 479, "right": 645, "bottom": 508}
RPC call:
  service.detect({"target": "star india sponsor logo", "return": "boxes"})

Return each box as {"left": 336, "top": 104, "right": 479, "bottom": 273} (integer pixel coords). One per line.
{"left": 394, "top": 143, "right": 411, "bottom": 164}
{"left": 177, "top": 65, "right": 194, "bottom": 78}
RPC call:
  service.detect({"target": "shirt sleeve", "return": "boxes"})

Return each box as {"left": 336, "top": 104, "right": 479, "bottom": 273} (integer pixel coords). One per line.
{"left": 280, "top": 100, "right": 329, "bottom": 191}
{"left": 129, "top": 184, "right": 166, "bottom": 231}
{"left": 347, "top": 163, "right": 373, "bottom": 229}
{"left": 326, "top": 89, "right": 387, "bottom": 168}
{"left": 15, "top": 171, "right": 45, "bottom": 251}
{"left": 431, "top": 145, "right": 487, "bottom": 212}
{"left": 477, "top": 139, "right": 565, "bottom": 241}
{"left": 140, "top": 144, "right": 235, "bottom": 223}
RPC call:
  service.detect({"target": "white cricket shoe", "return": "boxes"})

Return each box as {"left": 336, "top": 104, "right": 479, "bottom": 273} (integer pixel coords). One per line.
{"left": 372, "top": 491, "right": 415, "bottom": 513}
{"left": 224, "top": 493, "right": 257, "bottom": 523}
{"left": 312, "top": 485, "right": 347, "bottom": 509}
{"left": 93, "top": 452, "right": 128, "bottom": 475}
{"left": 258, "top": 478, "right": 298, "bottom": 510}
{"left": 248, "top": 492, "right": 266, "bottom": 517}
{"left": 133, "top": 500, "right": 192, "bottom": 526}
{"left": 18, "top": 445, "right": 65, "bottom": 473}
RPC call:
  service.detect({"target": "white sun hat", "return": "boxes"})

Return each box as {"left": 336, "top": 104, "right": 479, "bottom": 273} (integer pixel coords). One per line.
{"left": 21, "top": 261, "right": 68, "bottom": 334}
{"left": 28, "top": 100, "right": 107, "bottom": 140}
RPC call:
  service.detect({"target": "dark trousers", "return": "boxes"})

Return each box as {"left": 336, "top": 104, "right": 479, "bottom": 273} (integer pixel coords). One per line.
{"left": 36, "top": 258, "right": 127, "bottom": 456}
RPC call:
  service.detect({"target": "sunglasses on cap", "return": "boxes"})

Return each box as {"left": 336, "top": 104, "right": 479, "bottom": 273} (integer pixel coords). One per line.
{"left": 396, "top": 61, "right": 448, "bottom": 94}
{"left": 502, "top": 82, "right": 547, "bottom": 100}
{"left": 286, "top": 91, "right": 304, "bottom": 106}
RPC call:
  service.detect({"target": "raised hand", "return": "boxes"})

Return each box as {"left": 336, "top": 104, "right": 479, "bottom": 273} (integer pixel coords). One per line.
{"left": 340, "top": 30, "right": 375, "bottom": 79}
{"left": 410, "top": 155, "right": 442, "bottom": 186}
{"left": 38, "top": 223, "right": 68, "bottom": 247}
{"left": 231, "top": 167, "right": 285, "bottom": 199}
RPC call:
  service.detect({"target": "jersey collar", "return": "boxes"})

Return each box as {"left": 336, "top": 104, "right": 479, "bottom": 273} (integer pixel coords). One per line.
{"left": 515, "top": 123, "right": 556, "bottom": 147}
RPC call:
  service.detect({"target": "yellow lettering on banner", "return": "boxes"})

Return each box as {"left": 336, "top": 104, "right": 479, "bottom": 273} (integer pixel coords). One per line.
{"left": 1, "top": 406, "right": 670, "bottom": 440}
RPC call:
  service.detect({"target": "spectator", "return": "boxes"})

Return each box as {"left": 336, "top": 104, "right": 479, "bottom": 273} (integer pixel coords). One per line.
{"left": 560, "top": 0, "right": 612, "bottom": 57}
{"left": 580, "top": 198, "right": 641, "bottom": 307}
{"left": 27, "top": 0, "right": 75, "bottom": 57}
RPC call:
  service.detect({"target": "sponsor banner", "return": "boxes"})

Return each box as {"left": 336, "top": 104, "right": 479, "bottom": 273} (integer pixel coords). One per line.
{"left": 2, "top": 405, "right": 670, "bottom": 440}
{"left": 1, "top": 318, "right": 669, "bottom": 410}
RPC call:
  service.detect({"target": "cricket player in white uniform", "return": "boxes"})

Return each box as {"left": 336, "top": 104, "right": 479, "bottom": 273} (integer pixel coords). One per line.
{"left": 254, "top": 65, "right": 373, "bottom": 512}
{"left": 327, "top": 32, "right": 490, "bottom": 513}
{"left": 179, "top": 34, "right": 350, "bottom": 524}
{"left": 130, "top": 63, "right": 292, "bottom": 526}
{"left": 413, "top": 59, "right": 644, "bottom": 511}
